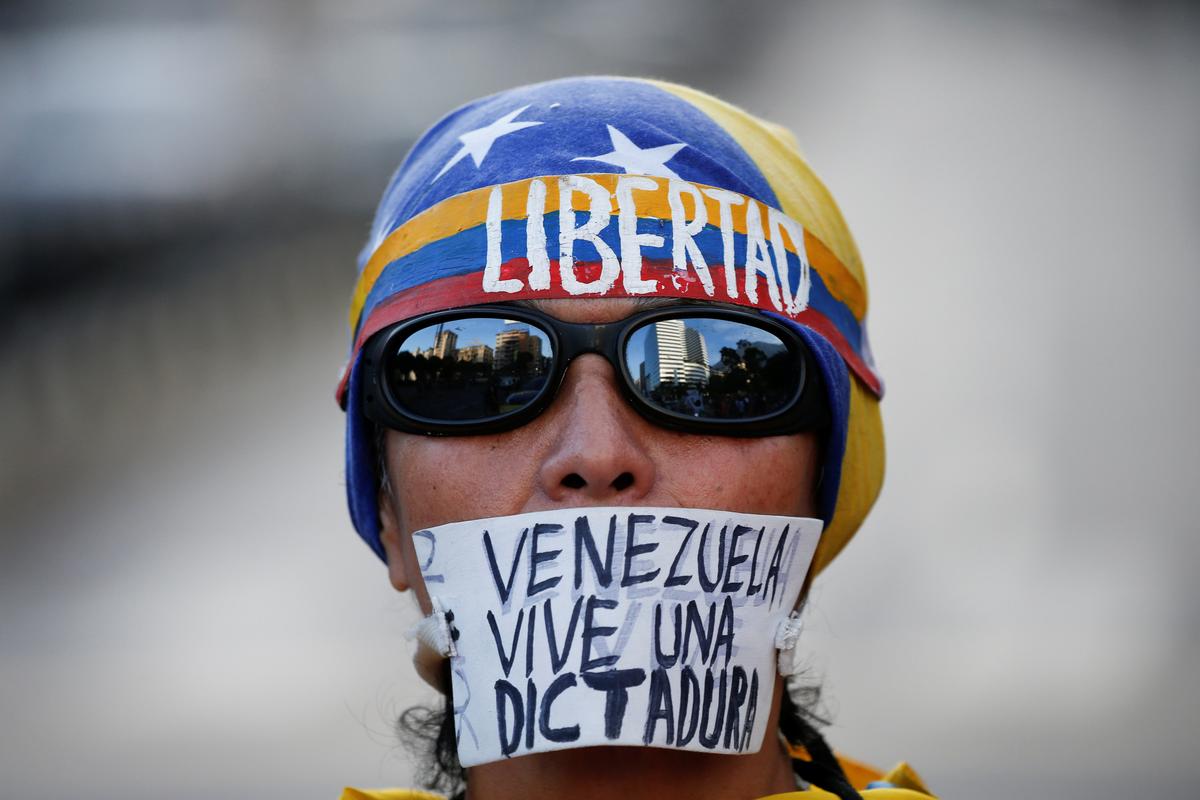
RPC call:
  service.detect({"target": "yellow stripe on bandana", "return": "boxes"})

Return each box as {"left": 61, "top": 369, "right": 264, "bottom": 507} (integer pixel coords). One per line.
{"left": 651, "top": 80, "right": 885, "bottom": 573}
{"left": 649, "top": 81, "right": 869, "bottom": 317}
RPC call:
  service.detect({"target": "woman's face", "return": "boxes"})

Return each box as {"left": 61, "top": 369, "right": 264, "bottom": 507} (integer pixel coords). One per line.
{"left": 378, "top": 298, "right": 822, "bottom": 611}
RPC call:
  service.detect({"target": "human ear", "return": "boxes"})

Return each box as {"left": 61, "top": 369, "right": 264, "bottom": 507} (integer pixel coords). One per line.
{"left": 379, "top": 475, "right": 445, "bottom": 691}
{"left": 378, "top": 483, "right": 412, "bottom": 593}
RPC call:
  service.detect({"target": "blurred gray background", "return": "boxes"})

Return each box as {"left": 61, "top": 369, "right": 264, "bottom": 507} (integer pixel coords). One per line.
{"left": 2, "top": 1, "right": 1198, "bottom": 798}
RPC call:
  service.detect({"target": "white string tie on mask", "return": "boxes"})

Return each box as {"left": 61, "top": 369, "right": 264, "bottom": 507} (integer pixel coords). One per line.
{"left": 404, "top": 595, "right": 459, "bottom": 658}
{"left": 775, "top": 609, "right": 805, "bottom": 677}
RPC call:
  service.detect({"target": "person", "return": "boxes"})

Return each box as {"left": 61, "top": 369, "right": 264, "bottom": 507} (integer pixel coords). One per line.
{"left": 335, "top": 77, "right": 934, "bottom": 800}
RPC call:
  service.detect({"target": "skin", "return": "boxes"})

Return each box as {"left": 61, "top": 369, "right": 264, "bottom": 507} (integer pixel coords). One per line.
{"left": 378, "top": 297, "right": 822, "bottom": 800}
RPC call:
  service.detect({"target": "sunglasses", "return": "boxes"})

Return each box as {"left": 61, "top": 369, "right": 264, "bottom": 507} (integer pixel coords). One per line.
{"left": 359, "top": 304, "right": 829, "bottom": 437}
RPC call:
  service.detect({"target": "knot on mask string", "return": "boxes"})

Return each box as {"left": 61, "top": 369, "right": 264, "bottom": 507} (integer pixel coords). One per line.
{"left": 404, "top": 596, "right": 459, "bottom": 658}
{"left": 775, "top": 609, "right": 804, "bottom": 677}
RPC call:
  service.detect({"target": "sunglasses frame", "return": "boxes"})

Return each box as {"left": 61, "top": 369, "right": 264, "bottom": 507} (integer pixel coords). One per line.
{"left": 359, "top": 304, "right": 829, "bottom": 437}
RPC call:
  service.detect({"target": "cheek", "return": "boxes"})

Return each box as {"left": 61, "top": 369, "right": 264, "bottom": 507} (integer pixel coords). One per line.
{"left": 651, "top": 433, "right": 819, "bottom": 517}
{"left": 386, "top": 431, "right": 545, "bottom": 532}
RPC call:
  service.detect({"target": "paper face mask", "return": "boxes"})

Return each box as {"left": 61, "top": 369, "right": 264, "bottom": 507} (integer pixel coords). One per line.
{"left": 408, "top": 506, "right": 822, "bottom": 766}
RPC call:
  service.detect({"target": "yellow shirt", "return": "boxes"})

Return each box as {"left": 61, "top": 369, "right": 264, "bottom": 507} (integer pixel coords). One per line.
{"left": 339, "top": 755, "right": 937, "bottom": 799}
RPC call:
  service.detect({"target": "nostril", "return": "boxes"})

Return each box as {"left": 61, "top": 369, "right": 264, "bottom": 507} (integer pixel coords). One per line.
{"left": 610, "top": 472, "right": 635, "bottom": 492}
{"left": 561, "top": 473, "right": 586, "bottom": 489}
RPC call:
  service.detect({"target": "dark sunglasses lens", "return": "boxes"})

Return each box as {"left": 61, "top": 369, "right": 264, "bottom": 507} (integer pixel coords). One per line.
{"left": 383, "top": 317, "right": 553, "bottom": 421}
{"left": 624, "top": 317, "right": 799, "bottom": 419}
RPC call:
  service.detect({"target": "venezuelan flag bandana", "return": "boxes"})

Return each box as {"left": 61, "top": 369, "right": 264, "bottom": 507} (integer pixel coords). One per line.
{"left": 340, "top": 77, "right": 885, "bottom": 575}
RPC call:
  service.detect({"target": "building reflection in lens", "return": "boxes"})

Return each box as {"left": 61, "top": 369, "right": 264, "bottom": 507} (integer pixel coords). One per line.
{"left": 630, "top": 319, "right": 793, "bottom": 419}
{"left": 388, "top": 318, "right": 551, "bottom": 420}
{"left": 493, "top": 322, "right": 549, "bottom": 411}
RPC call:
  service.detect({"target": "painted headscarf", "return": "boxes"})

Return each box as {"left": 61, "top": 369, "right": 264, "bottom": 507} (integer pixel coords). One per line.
{"left": 338, "top": 76, "right": 884, "bottom": 575}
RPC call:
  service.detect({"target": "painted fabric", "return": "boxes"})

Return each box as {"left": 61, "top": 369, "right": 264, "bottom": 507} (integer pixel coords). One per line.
{"left": 336, "top": 756, "right": 937, "bottom": 799}
{"left": 340, "top": 76, "right": 885, "bottom": 575}
{"left": 338, "top": 785, "right": 935, "bottom": 800}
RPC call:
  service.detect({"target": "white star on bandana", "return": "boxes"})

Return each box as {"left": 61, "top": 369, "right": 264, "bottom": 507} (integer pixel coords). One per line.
{"left": 433, "top": 105, "right": 543, "bottom": 182}
{"left": 571, "top": 125, "right": 687, "bottom": 180}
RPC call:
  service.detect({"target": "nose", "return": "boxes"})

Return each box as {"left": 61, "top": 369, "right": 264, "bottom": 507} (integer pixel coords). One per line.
{"left": 536, "top": 354, "right": 656, "bottom": 503}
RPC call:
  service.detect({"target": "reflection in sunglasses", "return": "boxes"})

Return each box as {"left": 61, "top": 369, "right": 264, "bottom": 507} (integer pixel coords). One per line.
{"left": 388, "top": 319, "right": 554, "bottom": 420}
{"left": 382, "top": 313, "right": 798, "bottom": 424}
{"left": 627, "top": 319, "right": 791, "bottom": 419}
